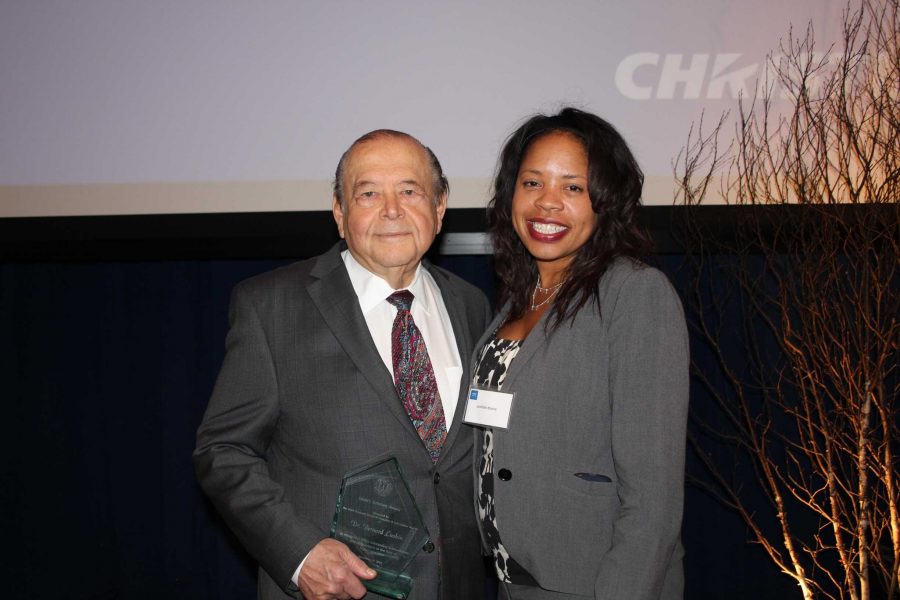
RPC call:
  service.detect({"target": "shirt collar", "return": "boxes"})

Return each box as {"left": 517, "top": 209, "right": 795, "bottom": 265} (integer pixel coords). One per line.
{"left": 341, "top": 250, "right": 432, "bottom": 316}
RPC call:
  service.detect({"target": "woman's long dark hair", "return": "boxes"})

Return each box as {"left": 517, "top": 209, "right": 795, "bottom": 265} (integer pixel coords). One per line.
{"left": 487, "top": 107, "right": 652, "bottom": 330}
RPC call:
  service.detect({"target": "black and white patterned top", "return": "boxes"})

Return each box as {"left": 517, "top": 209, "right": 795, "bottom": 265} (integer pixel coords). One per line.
{"left": 473, "top": 335, "right": 538, "bottom": 585}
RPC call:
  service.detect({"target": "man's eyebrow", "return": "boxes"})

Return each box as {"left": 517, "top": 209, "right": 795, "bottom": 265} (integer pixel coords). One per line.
{"left": 352, "top": 180, "right": 377, "bottom": 192}
{"left": 397, "top": 179, "right": 425, "bottom": 188}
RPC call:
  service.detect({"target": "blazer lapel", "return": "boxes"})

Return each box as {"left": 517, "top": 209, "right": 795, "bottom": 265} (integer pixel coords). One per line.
{"left": 425, "top": 261, "right": 476, "bottom": 462}
{"left": 474, "top": 303, "right": 551, "bottom": 391}
{"left": 306, "top": 245, "right": 421, "bottom": 441}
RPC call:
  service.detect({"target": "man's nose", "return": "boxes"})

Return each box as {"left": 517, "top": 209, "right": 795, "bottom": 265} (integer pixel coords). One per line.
{"left": 382, "top": 192, "right": 404, "bottom": 218}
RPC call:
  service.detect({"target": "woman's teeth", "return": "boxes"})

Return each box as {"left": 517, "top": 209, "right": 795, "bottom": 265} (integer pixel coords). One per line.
{"left": 531, "top": 222, "right": 567, "bottom": 234}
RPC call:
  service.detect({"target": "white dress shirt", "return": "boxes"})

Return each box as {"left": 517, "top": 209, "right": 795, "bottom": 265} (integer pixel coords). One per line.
{"left": 341, "top": 249, "right": 463, "bottom": 429}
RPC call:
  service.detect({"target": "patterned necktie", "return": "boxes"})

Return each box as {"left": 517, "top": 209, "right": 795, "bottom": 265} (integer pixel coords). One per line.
{"left": 387, "top": 290, "right": 447, "bottom": 462}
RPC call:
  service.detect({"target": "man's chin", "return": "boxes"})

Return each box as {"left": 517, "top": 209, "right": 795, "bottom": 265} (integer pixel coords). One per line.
{"left": 371, "top": 243, "right": 422, "bottom": 262}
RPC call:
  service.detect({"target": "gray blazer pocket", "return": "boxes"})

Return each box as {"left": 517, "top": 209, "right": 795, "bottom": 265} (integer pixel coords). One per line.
{"left": 558, "top": 468, "right": 617, "bottom": 496}
{"left": 574, "top": 472, "right": 612, "bottom": 482}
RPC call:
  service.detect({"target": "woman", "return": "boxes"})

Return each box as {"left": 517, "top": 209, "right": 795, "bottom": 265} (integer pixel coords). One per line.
{"left": 470, "top": 107, "right": 689, "bottom": 599}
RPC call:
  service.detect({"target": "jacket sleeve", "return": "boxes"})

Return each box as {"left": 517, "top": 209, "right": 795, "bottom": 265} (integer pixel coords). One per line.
{"left": 594, "top": 267, "right": 690, "bottom": 600}
{"left": 193, "top": 282, "right": 321, "bottom": 594}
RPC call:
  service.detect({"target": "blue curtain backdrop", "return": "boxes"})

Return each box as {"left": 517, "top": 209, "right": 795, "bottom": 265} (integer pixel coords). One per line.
{"left": 1, "top": 253, "right": 797, "bottom": 599}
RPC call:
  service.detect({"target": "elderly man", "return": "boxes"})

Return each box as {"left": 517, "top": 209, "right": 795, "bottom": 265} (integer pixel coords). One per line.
{"left": 194, "top": 130, "right": 491, "bottom": 599}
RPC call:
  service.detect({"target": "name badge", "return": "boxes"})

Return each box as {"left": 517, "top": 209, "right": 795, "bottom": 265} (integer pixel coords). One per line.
{"left": 463, "top": 387, "right": 514, "bottom": 429}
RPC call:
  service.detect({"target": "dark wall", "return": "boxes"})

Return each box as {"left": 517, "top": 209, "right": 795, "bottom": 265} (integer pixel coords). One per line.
{"left": 1, "top": 209, "right": 798, "bottom": 599}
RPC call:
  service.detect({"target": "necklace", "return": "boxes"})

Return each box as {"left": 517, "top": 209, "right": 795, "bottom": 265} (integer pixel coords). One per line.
{"left": 530, "top": 279, "right": 563, "bottom": 311}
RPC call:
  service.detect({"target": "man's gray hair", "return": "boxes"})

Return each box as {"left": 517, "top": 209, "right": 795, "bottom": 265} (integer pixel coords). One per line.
{"left": 332, "top": 129, "right": 449, "bottom": 209}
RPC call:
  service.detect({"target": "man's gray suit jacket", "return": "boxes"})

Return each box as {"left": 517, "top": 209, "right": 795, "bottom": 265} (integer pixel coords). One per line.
{"left": 194, "top": 243, "right": 492, "bottom": 599}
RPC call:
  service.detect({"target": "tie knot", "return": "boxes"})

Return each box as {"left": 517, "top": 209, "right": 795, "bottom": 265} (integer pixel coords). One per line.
{"left": 387, "top": 290, "right": 415, "bottom": 312}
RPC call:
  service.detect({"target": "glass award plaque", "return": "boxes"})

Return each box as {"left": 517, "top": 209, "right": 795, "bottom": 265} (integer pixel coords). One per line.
{"left": 330, "top": 457, "right": 431, "bottom": 599}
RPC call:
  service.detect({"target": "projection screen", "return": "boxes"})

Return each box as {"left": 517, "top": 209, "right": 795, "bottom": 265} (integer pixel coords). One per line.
{"left": 0, "top": 0, "right": 844, "bottom": 217}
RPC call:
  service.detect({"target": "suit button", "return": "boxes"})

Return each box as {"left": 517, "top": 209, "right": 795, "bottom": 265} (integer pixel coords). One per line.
{"left": 433, "top": 472, "right": 440, "bottom": 484}
{"left": 423, "top": 540, "right": 435, "bottom": 553}
{"left": 498, "top": 468, "right": 512, "bottom": 481}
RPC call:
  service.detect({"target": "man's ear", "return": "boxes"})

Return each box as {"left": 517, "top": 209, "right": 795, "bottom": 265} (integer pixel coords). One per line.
{"left": 332, "top": 195, "right": 345, "bottom": 239}
{"left": 434, "top": 192, "right": 448, "bottom": 234}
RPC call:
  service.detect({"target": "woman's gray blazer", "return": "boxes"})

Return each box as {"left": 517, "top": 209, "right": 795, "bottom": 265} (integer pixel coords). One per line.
{"left": 471, "top": 258, "right": 689, "bottom": 600}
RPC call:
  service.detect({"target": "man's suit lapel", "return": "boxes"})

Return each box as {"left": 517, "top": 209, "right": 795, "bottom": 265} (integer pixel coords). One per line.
{"left": 306, "top": 245, "right": 422, "bottom": 443}
{"left": 426, "top": 261, "right": 476, "bottom": 462}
